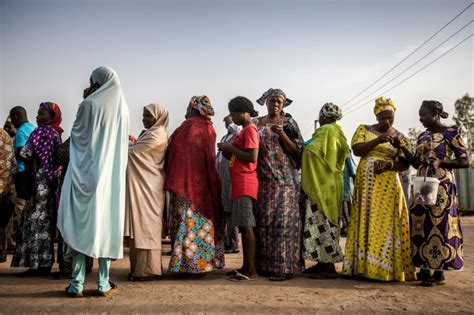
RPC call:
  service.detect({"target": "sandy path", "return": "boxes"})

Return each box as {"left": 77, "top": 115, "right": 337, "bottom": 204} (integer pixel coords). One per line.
{"left": 1, "top": 216, "right": 473, "bottom": 314}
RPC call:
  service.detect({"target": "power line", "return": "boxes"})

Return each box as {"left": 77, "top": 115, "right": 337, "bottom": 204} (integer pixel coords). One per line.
{"left": 344, "top": 34, "right": 473, "bottom": 117}
{"left": 342, "top": 3, "right": 473, "bottom": 108}
{"left": 343, "top": 20, "right": 473, "bottom": 114}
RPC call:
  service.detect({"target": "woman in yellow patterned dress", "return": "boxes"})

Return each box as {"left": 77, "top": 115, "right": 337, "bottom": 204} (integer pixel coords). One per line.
{"left": 341, "top": 97, "right": 416, "bottom": 281}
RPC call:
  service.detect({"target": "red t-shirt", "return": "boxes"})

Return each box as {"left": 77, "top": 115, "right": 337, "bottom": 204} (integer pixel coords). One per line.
{"left": 230, "top": 123, "right": 259, "bottom": 201}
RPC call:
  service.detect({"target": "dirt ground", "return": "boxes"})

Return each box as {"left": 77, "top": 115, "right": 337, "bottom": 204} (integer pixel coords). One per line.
{"left": 1, "top": 216, "right": 474, "bottom": 314}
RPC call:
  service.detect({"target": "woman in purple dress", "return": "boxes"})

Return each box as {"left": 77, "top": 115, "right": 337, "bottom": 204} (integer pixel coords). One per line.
{"left": 401, "top": 100, "right": 469, "bottom": 286}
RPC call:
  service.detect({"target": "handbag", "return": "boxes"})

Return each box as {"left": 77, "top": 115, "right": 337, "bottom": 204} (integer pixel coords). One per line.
{"left": 13, "top": 170, "right": 35, "bottom": 199}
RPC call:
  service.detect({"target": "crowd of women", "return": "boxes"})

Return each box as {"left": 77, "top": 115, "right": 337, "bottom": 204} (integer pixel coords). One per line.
{"left": 0, "top": 66, "right": 469, "bottom": 297}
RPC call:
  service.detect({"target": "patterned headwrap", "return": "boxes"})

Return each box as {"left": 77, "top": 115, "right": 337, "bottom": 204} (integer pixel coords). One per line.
{"left": 320, "top": 102, "right": 343, "bottom": 121}
{"left": 40, "top": 102, "right": 64, "bottom": 134}
{"left": 189, "top": 96, "right": 215, "bottom": 119}
{"left": 374, "top": 96, "right": 396, "bottom": 116}
{"left": 256, "top": 88, "right": 293, "bottom": 107}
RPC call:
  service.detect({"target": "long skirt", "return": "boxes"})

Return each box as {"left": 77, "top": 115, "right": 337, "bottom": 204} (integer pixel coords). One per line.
{"left": 410, "top": 171, "right": 463, "bottom": 271}
{"left": 12, "top": 177, "right": 54, "bottom": 269}
{"left": 341, "top": 160, "right": 415, "bottom": 282}
{"left": 129, "top": 239, "right": 162, "bottom": 277}
{"left": 168, "top": 194, "right": 224, "bottom": 273}
{"left": 255, "top": 180, "right": 302, "bottom": 274}
{"left": 302, "top": 199, "right": 344, "bottom": 264}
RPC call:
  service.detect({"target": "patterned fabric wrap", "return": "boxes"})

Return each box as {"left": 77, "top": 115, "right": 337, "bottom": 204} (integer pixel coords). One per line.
{"left": 410, "top": 126, "right": 467, "bottom": 271}
{"left": 253, "top": 116, "right": 304, "bottom": 274}
{"left": 341, "top": 124, "right": 415, "bottom": 281}
{"left": 26, "top": 126, "right": 61, "bottom": 185}
{"left": 373, "top": 96, "right": 396, "bottom": 115}
{"left": 12, "top": 139, "right": 61, "bottom": 268}
{"left": 168, "top": 194, "right": 225, "bottom": 273}
{"left": 190, "top": 96, "right": 215, "bottom": 119}
{"left": 0, "top": 129, "right": 15, "bottom": 194}
{"left": 320, "top": 102, "right": 343, "bottom": 121}
{"left": 40, "top": 102, "right": 64, "bottom": 134}
{"left": 302, "top": 196, "right": 344, "bottom": 263}
{"left": 256, "top": 88, "right": 293, "bottom": 107}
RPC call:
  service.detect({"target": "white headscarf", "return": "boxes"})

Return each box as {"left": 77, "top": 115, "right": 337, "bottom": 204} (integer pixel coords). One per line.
{"left": 58, "top": 66, "right": 130, "bottom": 259}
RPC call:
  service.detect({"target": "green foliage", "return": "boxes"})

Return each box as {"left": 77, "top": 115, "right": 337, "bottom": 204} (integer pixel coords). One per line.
{"left": 453, "top": 93, "right": 473, "bottom": 161}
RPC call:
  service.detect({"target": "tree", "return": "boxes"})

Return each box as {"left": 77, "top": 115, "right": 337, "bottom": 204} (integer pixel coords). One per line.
{"left": 407, "top": 127, "right": 422, "bottom": 153}
{"left": 453, "top": 93, "right": 474, "bottom": 162}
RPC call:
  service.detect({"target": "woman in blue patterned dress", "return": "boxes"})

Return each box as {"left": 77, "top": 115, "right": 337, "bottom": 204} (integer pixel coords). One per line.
{"left": 401, "top": 100, "right": 469, "bottom": 286}
{"left": 253, "top": 88, "right": 304, "bottom": 281}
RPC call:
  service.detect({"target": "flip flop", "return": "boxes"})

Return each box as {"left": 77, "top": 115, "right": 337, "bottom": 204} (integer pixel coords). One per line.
{"left": 229, "top": 272, "right": 257, "bottom": 282}
{"left": 226, "top": 269, "right": 244, "bottom": 276}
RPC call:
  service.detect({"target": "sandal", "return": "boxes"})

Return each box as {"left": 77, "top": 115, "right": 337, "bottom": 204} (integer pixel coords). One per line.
{"left": 129, "top": 275, "right": 156, "bottom": 282}
{"left": 308, "top": 272, "right": 337, "bottom": 279}
{"left": 269, "top": 273, "right": 293, "bottom": 281}
{"left": 419, "top": 279, "right": 435, "bottom": 287}
{"left": 65, "top": 285, "right": 84, "bottom": 298}
{"left": 49, "top": 271, "right": 73, "bottom": 280}
{"left": 229, "top": 272, "right": 257, "bottom": 282}
{"left": 226, "top": 269, "right": 244, "bottom": 276}
{"left": 433, "top": 271, "right": 446, "bottom": 285}
{"left": 97, "top": 281, "right": 118, "bottom": 297}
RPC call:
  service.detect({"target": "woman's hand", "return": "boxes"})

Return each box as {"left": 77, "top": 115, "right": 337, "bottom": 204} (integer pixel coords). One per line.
{"left": 270, "top": 125, "right": 285, "bottom": 137}
{"left": 429, "top": 159, "right": 442, "bottom": 169}
{"left": 217, "top": 142, "right": 233, "bottom": 153}
{"left": 376, "top": 134, "right": 392, "bottom": 144}
{"left": 374, "top": 159, "right": 393, "bottom": 174}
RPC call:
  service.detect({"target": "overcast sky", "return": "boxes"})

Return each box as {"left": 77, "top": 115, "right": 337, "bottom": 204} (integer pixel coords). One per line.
{"left": 1, "top": 0, "right": 472, "bottom": 142}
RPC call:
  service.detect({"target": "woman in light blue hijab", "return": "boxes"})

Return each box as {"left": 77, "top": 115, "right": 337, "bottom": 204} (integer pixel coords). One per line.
{"left": 57, "top": 66, "right": 129, "bottom": 297}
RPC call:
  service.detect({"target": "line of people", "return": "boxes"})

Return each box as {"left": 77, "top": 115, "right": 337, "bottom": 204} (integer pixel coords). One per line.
{"left": 0, "top": 66, "right": 469, "bottom": 298}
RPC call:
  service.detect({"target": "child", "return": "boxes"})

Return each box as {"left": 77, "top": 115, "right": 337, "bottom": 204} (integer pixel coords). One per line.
{"left": 217, "top": 96, "right": 259, "bottom": 281}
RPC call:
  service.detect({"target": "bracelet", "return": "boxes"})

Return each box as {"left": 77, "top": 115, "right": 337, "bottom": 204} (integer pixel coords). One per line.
{"left": 389, "top": 161, "right": 394, "bottom": 170}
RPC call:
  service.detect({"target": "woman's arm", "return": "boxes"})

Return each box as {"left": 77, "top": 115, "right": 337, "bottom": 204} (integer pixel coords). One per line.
{"left": 19, "top": 141, "right": 34, "bottom": 161}
{"left": 431, "top": 157, "right": 469, "bottom": 170}
{"left": 217, "top": 142, "right": 258, "bottom": 163}
{"left": 352, "top": 134, "right": 391, "bottom": 157}
{"left": 271, "top": 125, "right": 301, "bottom": 160}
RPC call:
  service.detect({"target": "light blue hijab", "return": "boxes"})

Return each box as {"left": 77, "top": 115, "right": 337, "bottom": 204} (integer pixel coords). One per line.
{"left": 57, "top": 66, "right": 129, "bottom": 259}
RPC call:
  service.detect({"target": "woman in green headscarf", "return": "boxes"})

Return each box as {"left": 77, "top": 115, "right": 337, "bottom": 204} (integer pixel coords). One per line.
{"left": 301, "top": 103, "right": 349, "bottom": 278}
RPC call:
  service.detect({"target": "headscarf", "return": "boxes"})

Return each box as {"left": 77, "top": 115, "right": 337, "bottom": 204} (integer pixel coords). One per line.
{"left": 374, "top": 96, "right": 396, "bottom": 115}
{"left": 165, "top": 116, "right": 222, "bottom": 239}
{"left": 256, "top": 88, "right": 293, "bottom": 107}
{"left": 58, "top": 66, "right": 129, "bottom": 259}
{"left": 141, "top": 103, "right": 169, "bottom": 140}
{"left": 320, "top": 102, "right": 343, "bottom": 121}
{"left": 190, "top": 95, "right": 214, "bottom": 119}
{"left": 40, "top": 102, "right": 64, "bottom": 134}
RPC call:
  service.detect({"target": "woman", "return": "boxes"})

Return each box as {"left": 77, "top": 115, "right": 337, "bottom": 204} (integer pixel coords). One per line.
{"left": 124, "top": 103, "right": 169, "bottom": 281}
{"left": 301, "top": 103, "right": 349, "bottom": 279}
{"left": 165, "top": 96, "right": 224, "bottom": 274}
{"left": 58, "top": 66, "right": 129, "bottom": 297}
{"left": 12, "top": 102, "right": 62, "bottom": 276}
{"left": 341, "top": 96, "right": 415, "bottom": 282}
{"left": 253, "top": 88, "right": 304, "bottom": 281}
{"left": 0, "top": 127, "right": 15, "bottom": 263}
{"left": 401, "top": 100, "right": 469, "bottom": 286}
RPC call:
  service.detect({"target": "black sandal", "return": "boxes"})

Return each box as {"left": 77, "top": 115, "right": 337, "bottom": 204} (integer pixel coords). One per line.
{"left": 97, "top": 281, "right": 118, "bottom": 297}
{"left": 269, "top": 273, "right": 293, "bottom": 281}
{"left": 65, "top": 285, "right": 84, "bottom": 298}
